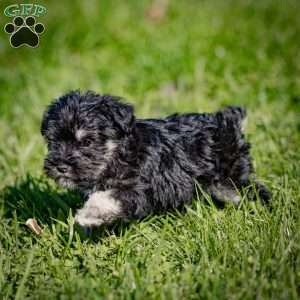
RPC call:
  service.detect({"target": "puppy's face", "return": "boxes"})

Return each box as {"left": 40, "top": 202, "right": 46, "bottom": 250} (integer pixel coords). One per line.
{"left": 41, "top": 91, "right": 135, "bottom": 191}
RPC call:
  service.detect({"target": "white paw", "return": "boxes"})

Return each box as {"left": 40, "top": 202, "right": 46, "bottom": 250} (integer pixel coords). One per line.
{"left": 74, "top": 190, "right": 122, "bottom": 227}
{"left": 75, "top": 208, "right": 105, "bottom": 227}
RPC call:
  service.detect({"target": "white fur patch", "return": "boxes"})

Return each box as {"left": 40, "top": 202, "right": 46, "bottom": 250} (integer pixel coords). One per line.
{"left": 105, "top": 139, "right": 117, "bottom": 154}
{"left": 75, "top": 129, "right": 86, "bottom": 141}
{"left": 75, "top": 190, "right": 122, "bottom": 227}
{"left": 96, "top": 140, "right": 117, "bottom": 175}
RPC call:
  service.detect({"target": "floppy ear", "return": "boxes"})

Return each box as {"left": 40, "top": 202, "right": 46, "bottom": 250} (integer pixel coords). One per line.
{"left": 99, "top": 95, "right": 135, "bottom": 134}
{"left": 111, "top": 101, "right": 135, "bottom": 134}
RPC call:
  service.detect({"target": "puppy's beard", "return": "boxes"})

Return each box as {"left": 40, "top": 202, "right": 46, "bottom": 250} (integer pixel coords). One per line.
{"left": 57, "top": 177, "right": 76, "bottom": 189}
{"left": 45, "top": 168, "right": 76, "bottom": 189}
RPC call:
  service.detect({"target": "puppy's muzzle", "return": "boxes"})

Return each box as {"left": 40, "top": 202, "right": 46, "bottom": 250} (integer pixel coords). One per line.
{"left": 44, "top": 157, "right": 73, "bottom": 177}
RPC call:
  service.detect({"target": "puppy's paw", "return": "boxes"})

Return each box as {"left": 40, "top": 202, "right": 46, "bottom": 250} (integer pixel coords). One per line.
{"left": 207, "top": 183, "right": 241, "bottom": 206}
{"left": 75, "top": 208, "right": 105, "bottom": 227}
{"left": 74, "top": 190, "right": 123, "bottom": 227}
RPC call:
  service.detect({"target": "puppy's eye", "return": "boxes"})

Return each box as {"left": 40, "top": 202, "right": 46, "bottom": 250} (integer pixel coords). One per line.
{"left": 81, "top": 138, "right": 92, "bottom": 147}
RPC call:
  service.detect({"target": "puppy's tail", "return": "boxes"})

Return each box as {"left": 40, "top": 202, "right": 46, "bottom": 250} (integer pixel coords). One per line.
{"left": 214, "top": 106, "right": 251, "bottom": 183}
{"left": 219, "top": 106, "right": 247, "bottom": 131}
{"left": 215, "top": 106, "right": 248, "bottom": 153}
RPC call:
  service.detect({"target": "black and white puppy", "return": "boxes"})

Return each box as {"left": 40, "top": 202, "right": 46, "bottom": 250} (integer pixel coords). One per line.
{"left": 41, "top": 90, "right": 271, "bottom": 227}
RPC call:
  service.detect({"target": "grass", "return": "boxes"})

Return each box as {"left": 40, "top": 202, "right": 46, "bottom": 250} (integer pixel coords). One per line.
{"left": 0, "top": 0, "right": 300, "bottom": 298}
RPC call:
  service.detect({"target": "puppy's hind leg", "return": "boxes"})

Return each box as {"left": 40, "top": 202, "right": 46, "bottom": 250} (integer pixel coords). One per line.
{"left": 75, "top": 190, "right": 125, "bottom": 228}
{"left": 244, "top": 180, "right": 272, "bottom": 205}
{"left": 207, "top": 181, "right": 272, "bottom": 207}
{"left": 206, "top": 182, "right": 241, "bottom": 206}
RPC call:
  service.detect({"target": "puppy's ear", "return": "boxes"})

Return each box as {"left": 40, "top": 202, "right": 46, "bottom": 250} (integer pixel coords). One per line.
{"left": 111, "top": 101, "right": 135, "bottom": 134}
{"left": 100, "top": 95, "right": 135, "bottom": 134}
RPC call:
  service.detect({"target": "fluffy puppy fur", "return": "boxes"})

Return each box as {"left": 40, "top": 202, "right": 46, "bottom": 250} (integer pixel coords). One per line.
{"left": 41, "top": 90, "right": 271, "bottom": 227}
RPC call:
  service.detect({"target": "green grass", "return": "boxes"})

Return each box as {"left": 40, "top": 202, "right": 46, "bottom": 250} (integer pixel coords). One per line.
{"left": 0, "top": 0, "right": 300, "bottom": 298}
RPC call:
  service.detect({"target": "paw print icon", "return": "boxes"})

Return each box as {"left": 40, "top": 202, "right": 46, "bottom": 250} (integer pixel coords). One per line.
{"left": 4, "top": 16, "right": 45, "bottom": 48}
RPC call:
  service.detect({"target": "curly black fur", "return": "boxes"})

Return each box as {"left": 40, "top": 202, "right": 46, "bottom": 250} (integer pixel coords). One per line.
{"left": 41, "top": 90, "right": 271, "bottom": 227}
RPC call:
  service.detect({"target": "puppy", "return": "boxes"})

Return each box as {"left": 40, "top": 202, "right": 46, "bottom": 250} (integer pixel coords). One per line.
{"left": 41, "top": 90, "right": 271, "bottom": 227}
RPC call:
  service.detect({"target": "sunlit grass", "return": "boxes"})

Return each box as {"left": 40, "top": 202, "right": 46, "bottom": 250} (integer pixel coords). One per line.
{"left": 0, "top": 0, "right": 299, "bottom": 298}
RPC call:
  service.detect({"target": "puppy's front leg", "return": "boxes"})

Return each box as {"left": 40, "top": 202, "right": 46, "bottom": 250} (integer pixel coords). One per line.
{"left": 75, "top": 190, "right": 125, "bottom": 227}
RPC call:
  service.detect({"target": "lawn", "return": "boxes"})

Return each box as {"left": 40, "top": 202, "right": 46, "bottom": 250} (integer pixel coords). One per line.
{"left": 0, "top": 0, "right": 300, "bottom": 299}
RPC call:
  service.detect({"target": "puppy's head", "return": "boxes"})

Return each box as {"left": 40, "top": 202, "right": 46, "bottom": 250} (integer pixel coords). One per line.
{"left": 41, "top": 90, "right": 135, "bottom": 191}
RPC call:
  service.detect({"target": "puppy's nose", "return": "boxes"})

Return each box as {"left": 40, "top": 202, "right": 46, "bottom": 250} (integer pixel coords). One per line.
{"left": 57, "top": 165, "right": 69, "bottom": 173}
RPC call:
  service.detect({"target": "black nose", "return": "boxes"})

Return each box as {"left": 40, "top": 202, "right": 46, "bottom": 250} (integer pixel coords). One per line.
{"left": 56, "top": 165, "right": 69, "bottom": 173}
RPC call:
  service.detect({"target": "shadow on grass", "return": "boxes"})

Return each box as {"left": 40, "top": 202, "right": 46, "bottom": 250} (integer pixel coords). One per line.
{"left": 1, "top": 174, "right": 83, "bottom": 225}
{"left": 0, "top": 174, "right": 135, "bottom": 242}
